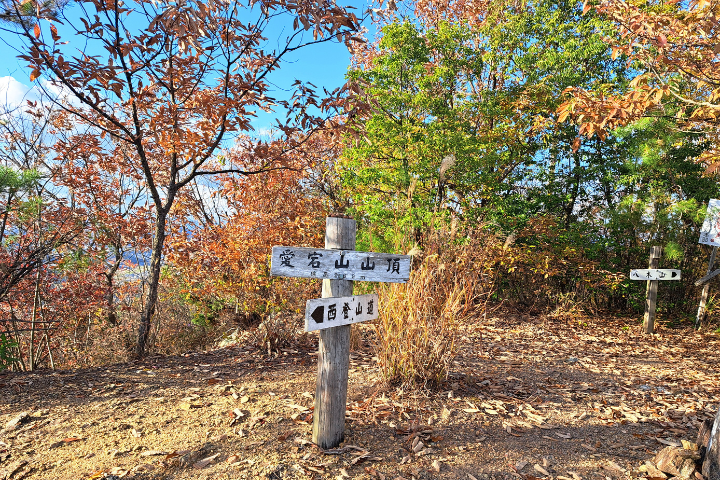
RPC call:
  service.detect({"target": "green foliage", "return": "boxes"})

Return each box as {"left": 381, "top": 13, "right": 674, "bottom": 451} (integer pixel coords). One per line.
{"left": 342, "top": 0, "right": 633, "bottom": 243}
{"left": 58, "top": 249, "right": 93, "bottom": 272}
{"left": 342, "top": 0, "right": 719, "bottom": 320}
{"left": 183, "top": 293, "right": 224, "bottom": 327}
{"left": 0, "top": 167, "right": 40, "bottom": 193}
{"left": 0, "top": 333, "right": 18, "bottom": 370}
{"left": 343, "top": 20, "right": 485, "bottom": 246}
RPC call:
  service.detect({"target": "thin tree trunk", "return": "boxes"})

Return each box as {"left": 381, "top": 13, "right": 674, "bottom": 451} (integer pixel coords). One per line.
{"left": 104, "top": 245, "right": 123, "bottom": 325}
{"left": 29, "top": 268, "right": 41, "bottom": 371}
{"left": 136, "top": 208, "right": 168, "bottom": 357}
{"left": 47, "top": 336, "right": 54, "bottom": 369}
{"left": 8, "top": 307, "right": 25, "bottom": 371}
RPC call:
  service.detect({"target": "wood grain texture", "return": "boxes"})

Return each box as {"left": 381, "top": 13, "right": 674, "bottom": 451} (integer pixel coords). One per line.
{"left": 697, "top": 246, "right": 718, "bottom": 328}
{"left": 695, "top": 267, "right": 720, "bottom": 286}
{"left": 643, "top": 246, "right": 662, "bottom": 335}
{"left": 312, "top": 216, "right": 356, "bottom": 449}
{"left": 270, "top": 246, "right": 411, "bottom": 283}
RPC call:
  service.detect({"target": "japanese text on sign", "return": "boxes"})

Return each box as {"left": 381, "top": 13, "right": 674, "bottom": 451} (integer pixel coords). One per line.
{"left": 629, "top": 269, "right": 681, "bottom": 281}
{"left": 270, "top": 246, "right": 411, "bottom": 283}
{"left": 305, "top": 294, "right": 379, "bottom": 332}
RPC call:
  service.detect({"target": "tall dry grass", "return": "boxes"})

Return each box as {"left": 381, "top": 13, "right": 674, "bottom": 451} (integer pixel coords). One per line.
{"left": 374, "top": 228, "right": 502, "bottom": 388}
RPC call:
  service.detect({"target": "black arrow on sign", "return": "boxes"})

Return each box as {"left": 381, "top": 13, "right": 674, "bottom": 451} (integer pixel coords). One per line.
{"left": 311, "top": 305, "right": 324, "bottom": 324}
{"left": 672, "top": 271, "right": 678, "bottom": 278}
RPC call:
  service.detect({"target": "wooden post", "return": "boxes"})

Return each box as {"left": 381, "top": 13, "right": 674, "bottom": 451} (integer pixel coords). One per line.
{"left": 643, "top": 246, "right": 662, "bottom": 334}
{"left": 697, "top": 246, "right": 718, "bottom": 329}
{"left": 312, "top": 216, "right": 355, "bottom": 449}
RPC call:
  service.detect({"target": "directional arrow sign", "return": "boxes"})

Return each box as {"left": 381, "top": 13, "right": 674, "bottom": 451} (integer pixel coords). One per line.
{"left": 629, "top": 269, "right": 682, "bottom": 281}
{"left": 305, "top": 294, "right": 379, "bottom": 332}
{"left": 270, "top": 246, "right": 411, "bottom": 283}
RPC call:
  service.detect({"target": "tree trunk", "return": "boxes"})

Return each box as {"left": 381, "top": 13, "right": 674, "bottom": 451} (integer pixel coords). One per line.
{"left": 29, "top": 268, "right": 41, "bottom": 371}
{"left": 136, "top": 209, "right": 168, "bottom": 357}
{"left": 104, "top": 248, "right": 123, "bottom": 326}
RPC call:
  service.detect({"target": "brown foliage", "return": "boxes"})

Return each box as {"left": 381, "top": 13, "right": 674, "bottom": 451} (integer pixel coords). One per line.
{"left": 6, "top": 0, "right": 360, "bottom": 356}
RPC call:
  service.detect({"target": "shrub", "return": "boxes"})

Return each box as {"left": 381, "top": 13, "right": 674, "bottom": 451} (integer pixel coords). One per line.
{"left": 373, "top": 227, "right": 500, "bottom": 388}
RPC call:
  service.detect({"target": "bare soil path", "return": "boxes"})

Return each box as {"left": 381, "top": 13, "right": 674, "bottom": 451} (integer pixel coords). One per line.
{"left": 0, "top": 315, "right": 718, "bottom": 480}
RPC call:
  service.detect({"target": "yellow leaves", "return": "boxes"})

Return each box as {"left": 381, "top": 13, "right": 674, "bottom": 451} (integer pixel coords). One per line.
{"left": 653, "top": 88, "right": 664, "bottom": 104}
{"left": 556, "top": 105, "right": 571, "bottom": 124}
{"left": 629, "top": 74, "right": 649, "bottom": 89}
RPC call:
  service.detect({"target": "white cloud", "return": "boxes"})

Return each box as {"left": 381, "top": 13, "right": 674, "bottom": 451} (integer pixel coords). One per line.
{"left": 0, "top": 76, "right": 80, "bottom": 113}
{"left": 41, "top": 79, "right": 78, "bottom": 105}
{"left": 195, "top": 181, "right": 231, "bottom": 217}
{"left": 0, "top": 76, "right": 42, "bottom": 110}
{"left": 253, "top": 127, "right": 280, "bottom": 140}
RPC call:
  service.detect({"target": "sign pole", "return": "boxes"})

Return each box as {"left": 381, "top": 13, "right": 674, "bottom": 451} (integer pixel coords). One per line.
{"left": 697, "top": 246, "right": 718, "bottom": 329}
{"left": 269, "top": 217, "right": 410, "bottom": 448}
{"left": 643, "top": 246, "right": 662, "bottom": 334}
{"left": 312, "top": 215, "right": 355, "bottom": 449}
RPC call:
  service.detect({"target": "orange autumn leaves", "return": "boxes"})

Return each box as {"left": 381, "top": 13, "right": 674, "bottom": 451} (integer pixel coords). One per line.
{"left": 166, "top": 138, "right": 331, "bottom": 316}
{"left": 559, "top": 0, "right": 720, "bottom": 165}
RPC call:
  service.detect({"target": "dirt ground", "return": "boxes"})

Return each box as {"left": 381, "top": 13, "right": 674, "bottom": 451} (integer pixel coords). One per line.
{"left": 1, "top": 314, "right": 718, "bottom": 480}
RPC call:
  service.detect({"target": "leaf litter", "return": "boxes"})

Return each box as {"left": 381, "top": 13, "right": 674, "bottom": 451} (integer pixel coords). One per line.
{"left": 0, "top": 315, "right": 718, "bottom": 479}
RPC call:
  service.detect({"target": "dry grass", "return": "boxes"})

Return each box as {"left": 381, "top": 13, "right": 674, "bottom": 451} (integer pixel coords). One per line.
{"left": 373, "top": 229, "right": 501, "bottom": 388}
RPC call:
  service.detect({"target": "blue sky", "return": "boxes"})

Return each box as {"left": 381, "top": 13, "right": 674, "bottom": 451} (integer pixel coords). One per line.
{"left": 0, "top": 0, "right": 375, "bottom": 133}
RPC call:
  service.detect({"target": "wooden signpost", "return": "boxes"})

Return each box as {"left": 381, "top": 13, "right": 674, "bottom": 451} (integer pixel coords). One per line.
{"left": 305, "top": 294, "right": 379, "bottom": 332}
{"left": 629, "top": 247, "right": 682, "bottom": 334}
{"left": 629, "top": 269, "right": 681, "bottom": 281}
{"left": 270, "top": 216, "right": 410, "bottom": 449}
{"left": 696, "top": 246, "right": 719, "bottom": 328}
{"left": 270, "top": 246, "right": 411, "bottom": 283}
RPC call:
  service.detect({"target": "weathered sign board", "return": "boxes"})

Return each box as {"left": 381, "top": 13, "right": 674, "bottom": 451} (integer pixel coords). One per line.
{"left": 270, "top": 246, "right": 411, "bottom": 283}
{"left": 305, "top": 294, "right": 379, "bottom": 332}
{"left": 700, "top": 199, "right": 720, "bottom": 247}
{"left": 629, "top": 269, "right": 681, "bottom": 281}
{"left": 269, "top": 219, "right": 413, "bottom": 450}
{"left": 697, "top": 200, "right": 720, "bottom": 328}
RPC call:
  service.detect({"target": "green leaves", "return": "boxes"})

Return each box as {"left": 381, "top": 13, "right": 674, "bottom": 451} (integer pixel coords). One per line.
{"left": 0, "top": 167, "right": 40, "bottom": 195}
{"left": 0, "top": 333, "right": 18, "bottom": 371}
